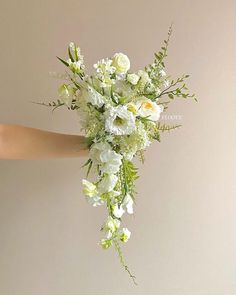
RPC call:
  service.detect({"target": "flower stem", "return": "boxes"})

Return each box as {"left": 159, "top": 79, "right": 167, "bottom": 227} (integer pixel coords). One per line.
{"left": 114, "top": 240, "right": 137, "bottom": 285}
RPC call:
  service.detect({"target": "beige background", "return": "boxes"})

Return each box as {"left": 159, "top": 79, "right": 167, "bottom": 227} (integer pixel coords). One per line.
{"left": 1, "top": 0, "right": 236, "bottom": 294}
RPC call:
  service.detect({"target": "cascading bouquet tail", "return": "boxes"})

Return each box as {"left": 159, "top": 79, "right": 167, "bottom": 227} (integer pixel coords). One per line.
{"left": 38, "top": 26, "right": 196, "bottom": 284}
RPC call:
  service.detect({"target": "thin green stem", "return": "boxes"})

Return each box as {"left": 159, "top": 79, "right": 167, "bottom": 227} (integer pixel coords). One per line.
{"left": 114, "top": 240, "right": 137, "bottom": 285}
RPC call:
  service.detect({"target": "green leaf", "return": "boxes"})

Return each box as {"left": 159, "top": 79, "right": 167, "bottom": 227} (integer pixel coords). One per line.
{"left": 56, "top": 56, "right": 69, "bottom": 67}
{"left": 68, "top": 47, "right": 74, "bottom": 62}
{"left": 86, "top": 161, "right": 93, "bottom": 177}
{"left": 82, "top": 158, "right": 92, "bottom": 168}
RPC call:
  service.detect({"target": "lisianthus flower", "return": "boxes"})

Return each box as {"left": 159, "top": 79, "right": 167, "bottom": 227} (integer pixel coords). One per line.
{"left": 105, "top": 105, "right": 136, "bottom": 135}
{"left": 137, "top": 98, "right": 163, "bottom": 121}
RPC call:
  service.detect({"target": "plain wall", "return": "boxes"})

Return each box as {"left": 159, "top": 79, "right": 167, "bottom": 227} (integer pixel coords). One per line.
{"left": 0, "top": 0, "right": 236, "bottom": 294}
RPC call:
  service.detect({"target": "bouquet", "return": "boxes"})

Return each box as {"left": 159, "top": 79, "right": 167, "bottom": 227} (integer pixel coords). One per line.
{"left": 39, "top": 26, "right": 196, "bottom": 284}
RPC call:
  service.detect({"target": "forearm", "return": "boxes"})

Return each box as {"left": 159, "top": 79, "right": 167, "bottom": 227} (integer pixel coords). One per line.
{"left": 0, "top": 124, "right": 88, "bottom": 160}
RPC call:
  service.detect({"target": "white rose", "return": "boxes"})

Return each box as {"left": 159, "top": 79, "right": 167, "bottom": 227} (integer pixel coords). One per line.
{"left": 58, "top": 84, "right": 75, "bottom": 107}
{"left": 112, "top": 53, "right": 130, "bottom": 74}
{"left": 98, "top": 174, "right": 118, "bottom": 193}
{"left": 127, "top": 73, "right": 139, "bottom": 85}
{"left": 137, "top": 98, "right": 163, "bottom": 121}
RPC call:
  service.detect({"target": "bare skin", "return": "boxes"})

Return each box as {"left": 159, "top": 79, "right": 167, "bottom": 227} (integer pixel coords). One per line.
{"left": 0, "top": 124, "right": 88, "bottom": 160}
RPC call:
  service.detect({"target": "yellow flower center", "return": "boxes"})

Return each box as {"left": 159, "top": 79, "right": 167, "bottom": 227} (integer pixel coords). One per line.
{"left": 142, "top": 101, "right": 153, "bottom": 110}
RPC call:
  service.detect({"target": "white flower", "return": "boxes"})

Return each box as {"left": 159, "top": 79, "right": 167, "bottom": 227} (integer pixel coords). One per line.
{"left": 94, "top": 58, "right": 116, "bottom": 75}
{"left": 137, "top": 98, "right": 163, "bottom": 121}
{"left": 101, "top": 239, "right": 112, "bottom": 249}
{"left": 123, "top": 194, "right": 134, "bottom": 214}
{"left": 105, "top": 105, "right": 136, "bottom": 135}
{"left": 159, "top": 69, "right": 166, "bottom": 77}
{"left": 163, "top": 80, "right": 170, "bottom": 88}
{"left": 90, "top": 143, "right": 122, "bottom": 174}
{"left": 86, "top": 195, "right": 104, "bottom": 207}
{"left": 119, "top": 228, "right": 131, "bottom": 242}
{"left": 112, "top": 53, "right": 130, "bottom": 74}
{"left": 98, "top": 174, "right": 118, "bottom": 193}
{"left": 69, "top": 42, "right": 80, "bottom": 53}
{"left": 82, "top": 179, "right": 104, "bottom": 207}
{"left": 93, "top": 58, "right": 116, "bottom": 87}
{"left": 100, "top": 150, "right": 122, "bottom": 174}
{"left": 82, "top": 179, "right": 97, "bottom": 197}
{"left": 104, "top": 216, "right": 120, "bottom": 238}
{"left": 127, "top": 73, "right": 139, "bottom": 85}
{"left": 67, "top": 59, "right": 83, "bottom": 73}
{"left": 137, "top": 70, "right": 151, "bottom": 84}
{"left": 58, "top": 84, "right": 75, "bottom": 107}
{"left": 113, "top": 204, "right": 125, "bottom": 218}
{"left": 81, "top": 85, "right": 105, "bottom": 108}
{"left": 112, "top": 80, "right": 132, "bottom": 97}
{"left": 90, "top": 142, "right": 111, "bottom": 164}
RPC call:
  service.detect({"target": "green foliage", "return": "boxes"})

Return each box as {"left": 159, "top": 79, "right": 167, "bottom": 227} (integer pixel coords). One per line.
{"left": 154, "top": 24, "right": 173, "bottom": 68}
{"left": 156, "top": 122, "right": 182, "bottom": 132}
{"left": 114, "top": 240, "right": 137, "bottom": 285}
{"left": 137, "top": 150, "right": 145, "bottom": 164}
{"left": 152, "top": 123, "right": 182, "bottom": 142}
{"left": 158, "top": 74, "right": 197, "bottom": 101}
{"left": 121, "top": 159, "right": 139, "bottom": 201}
{"left": 31, "top": 99, "right": 65, "bottom": 112}
{"left": 56, "top": 56, "right": 69, "bottom": 67}
{"left": 82, "top": 159, "right": 93, "bottom": 177}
